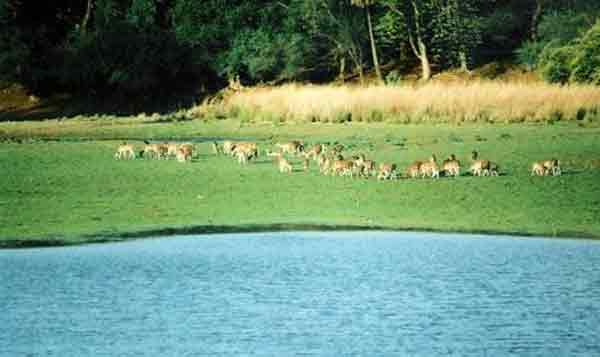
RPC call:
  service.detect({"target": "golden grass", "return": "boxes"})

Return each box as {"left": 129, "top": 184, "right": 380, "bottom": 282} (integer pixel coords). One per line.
{"left": 210, "top": 82, "right": 600, "bottom": 123}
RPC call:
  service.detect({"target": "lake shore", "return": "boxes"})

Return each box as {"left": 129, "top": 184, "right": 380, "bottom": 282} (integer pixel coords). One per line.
{"left": 2, "top": 223, "right": 598, "bottom": 249}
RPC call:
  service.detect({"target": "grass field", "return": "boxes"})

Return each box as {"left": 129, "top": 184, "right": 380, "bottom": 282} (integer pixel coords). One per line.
{"left": 1, "top": 116, "right": 600, "bottom": 247}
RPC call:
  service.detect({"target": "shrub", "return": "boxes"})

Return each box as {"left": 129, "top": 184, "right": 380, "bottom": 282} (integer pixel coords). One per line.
{"left": 515, "top": 41, "right": 546, "bottom": 71}
{"left": 569, "top": 21, "right": 600, "bottom": 85}
{"left": 538, "top": 44, "right": 574, "bottom": 84}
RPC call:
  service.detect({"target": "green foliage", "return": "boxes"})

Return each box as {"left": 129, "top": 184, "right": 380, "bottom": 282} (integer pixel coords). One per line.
{"left": 385, "top": 69, "right": 402, "bottom": 84}
{"left": 57, "top": 0, "right": 194, "bottom": 95}
{"left": 515, "top": 40, "right": 546, "bottom": 70}
{"left": 431, "top": 0, "right": 483, "bottom": 69}
{"left": 62, "top": 24, "right": 193, "bottom": 94}
{"left": 537, "top": 21, "right": 600, "bottom": 85}
{"left": 538, "top": 44, "right": 574, "bottom": 84}
{"left": 537, "top": 8, "right": 600, "bottom": 46}
{"left": 569, "top": 21, "right": 600, "bottom": 85}
{"left": 221, "top": 29, "right": 286, "bottom": 81}
{"left": 127, "top": 0, "right": 156, "bottom": 29}
{"left": 0, "top": 0, "right": 29, "bottom": 84}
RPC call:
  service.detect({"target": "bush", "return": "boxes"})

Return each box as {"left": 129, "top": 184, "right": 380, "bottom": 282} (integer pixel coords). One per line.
{"left": 515, "top": 41, "right": 546, "bottom": 71}
{"left": 569, "top": 21, "right": 600, "bottom": 85}
{"left": 538, "top": 44, "right": 574, "bottom": 84}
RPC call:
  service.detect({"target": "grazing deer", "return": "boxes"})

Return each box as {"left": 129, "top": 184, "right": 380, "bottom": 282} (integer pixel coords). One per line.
{"left": 302, "top": 154, "right": 310, "bottom": 172}
{"left": 223, "top": 140, "right": 236, "bottom": 155}
{"left": 487, "top": 162, "right": 500, "bottom": 176}
{"left": 407, "top": 161, "right": 423, "bottom": 179}
{"left": 305, "top": 143, "right": 324, "bottom": 160}
{"left": 331, "top": 160, "right": 355, "bottom": 177}
{"left": 377, "top": 163, "right": 397, "bottom": 180}
{"left": 267, "top": 151, "right": 293, "bottom": 174}
{"left": 353, "top": 154, "right": 375, "bottom": 178}
{"left": 442, "top": 154, "right": 461, "bottom": 177}
{"left": 233, "top": 142, "right": 259, "bottom": 163}
{"left": 531, "top": 161, "right": 546, "bottom": 176}
{"left": 142, "top": 141, "right": 167, "bottom": 160}
{"left": 115, "top": 142, "right": 136, "bottom": 160}
{"left": 542, "top": 159, "right": 561, "bottom": 176}
{"left": 176, "top": 145, "right": 193, "bottom": 163}
{"left": 166, "top": 143, "right": 179, "bottom": 159}
{"left": 275, "top": 141, "right": 304, "bottom": 156}
{"left": 318, "top": 155, "right": 331, "bottom": 174}
{"left": 470, "top": 150, "right": 491, "bottom": 176}
{"left": 361, "top": 160, "right": 376, "bottom": 178}
{"left": 419, "top": 155, "right": 440, "bottom": 179}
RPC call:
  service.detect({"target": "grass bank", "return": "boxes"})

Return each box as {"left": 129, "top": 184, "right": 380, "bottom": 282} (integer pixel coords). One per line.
{"left": 1, "top": 116, "right": 600, "bottom": 247}
{"left": 207, "top": 82, "right": 600, "bottom": 124}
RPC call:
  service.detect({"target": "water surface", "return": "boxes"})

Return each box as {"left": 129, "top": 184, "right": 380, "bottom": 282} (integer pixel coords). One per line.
{"left": 2, "top": 232, "right": 600, "bottom": 356}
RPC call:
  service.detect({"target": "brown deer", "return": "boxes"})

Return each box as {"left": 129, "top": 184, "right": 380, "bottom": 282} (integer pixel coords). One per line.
{"left": 442, "top": 154, "right": 461, "bottom": 177}
{"left": 542, "top": 159, "right": 561, "bottom": 176}
{"left": 115, "top": 142, "right": 136, "bottom": 160}
{"left": 470, "top": 150, "right": 491, "bottom": 176}
{"left": 267, "top": 151, "right": 293, "bottom": 174}
{"left": 419, "top": 155, "right": 440, "bottom": 179}
{"left": 407, "top": 161, "right": 423, "bottom": 179}
{"left": 377, "top": 163, "right": 397, "bottom": 180}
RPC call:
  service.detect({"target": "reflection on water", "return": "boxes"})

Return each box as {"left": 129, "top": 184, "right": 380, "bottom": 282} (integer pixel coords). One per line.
{"left": 2, "top": 232, "right": 600, "bottom": 356}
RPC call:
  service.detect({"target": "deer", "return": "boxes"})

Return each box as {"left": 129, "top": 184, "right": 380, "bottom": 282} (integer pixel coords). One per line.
{"left": 114, "top": 142, "right": 136, "bottom": 160}
{"left": 275, "top": 141, "right": 304, "bottom": 156}
{"left": 267, "top": 151, "right": 293, "bottom": 174}
{"left": 470, "top": 150, "right": 491, "bottom": 176}
{"left": 531, "top": 161, "right": 546, "bottom": 176}
{"left": 176, "top": 145, "right": 193, "bottom": 163}
{"left": 442, "top": 154, "right": 461, "bottom": 177}
{"left": 407, "top": 161, "right": 423, "bottom": 179}
{"left": 305, "top": 143, "right": 325, "bottom": 160}
{"left": 377, "top": 163, "right": 397, "bottom": 180}
{"left": 142, "top": 141, "right": 168, "bottom": 160}
{"left": 542, "top": 159, "right": 561, "bottom": 176}
{"left": 419, "top": 155, "right": 440, "bottom": 179}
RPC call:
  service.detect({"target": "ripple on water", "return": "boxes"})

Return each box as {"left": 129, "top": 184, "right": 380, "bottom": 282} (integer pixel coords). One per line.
{"left": 1, "top": 232, "right": 599, "bottom": 356}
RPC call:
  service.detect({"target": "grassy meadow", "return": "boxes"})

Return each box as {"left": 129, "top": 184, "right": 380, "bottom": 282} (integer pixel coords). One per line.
{"left": 1, "top": 82, "right": 600, "bottom": 247}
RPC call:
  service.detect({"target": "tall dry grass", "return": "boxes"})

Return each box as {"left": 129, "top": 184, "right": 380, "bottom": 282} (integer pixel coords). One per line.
{"left": 203, "top": 82, "right": 600, "bottom": 124}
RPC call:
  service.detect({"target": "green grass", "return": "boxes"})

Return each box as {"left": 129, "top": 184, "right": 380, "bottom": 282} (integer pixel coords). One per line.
{"left": 1, "top": 117, "right": 600, "bottom": 247}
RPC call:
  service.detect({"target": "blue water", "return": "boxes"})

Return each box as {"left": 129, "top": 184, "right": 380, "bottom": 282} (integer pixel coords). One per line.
{"left": 1, "top": 232, "right": 600, "bottom": 356}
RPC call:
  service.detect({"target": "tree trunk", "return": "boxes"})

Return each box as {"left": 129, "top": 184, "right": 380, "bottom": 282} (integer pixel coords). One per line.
{"left": 80, "top": 0, "right": 93, "bottom": 35}
{"left": 358, "top": 63, "right": 364, "bottom": 84}
{"left": 531, "top": 0, "right": 542, "bottom": 41}
{"left": 459, "top": 51, "right": 468, "bottom": 72}
{"left": 338, "top": 57, "right": 346, "bottom": 82}
{"left": 418, "top": 39, "right": 431, "bottom": 81}
{"left": 365, "top": 6, "right": 383, "bottom": 83}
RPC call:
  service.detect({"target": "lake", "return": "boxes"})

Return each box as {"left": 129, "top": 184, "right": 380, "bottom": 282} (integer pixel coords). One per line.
{"left": 1, "top": 232, "right": 599, "bottom": 356}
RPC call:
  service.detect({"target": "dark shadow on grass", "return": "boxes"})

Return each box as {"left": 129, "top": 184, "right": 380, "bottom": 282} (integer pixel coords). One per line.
{"left": 2, "top": 223, "right": 598, "bottom": 249}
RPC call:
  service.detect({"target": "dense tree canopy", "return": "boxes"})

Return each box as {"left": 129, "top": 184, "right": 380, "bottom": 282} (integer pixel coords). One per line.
{"left": 1, "top": 0, "right": 599, "bottom": 97}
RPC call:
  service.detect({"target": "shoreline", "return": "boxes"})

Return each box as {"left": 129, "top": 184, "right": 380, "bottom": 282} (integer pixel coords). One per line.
{"left": 2, "top": 223, "right": 598, "bottom": 249}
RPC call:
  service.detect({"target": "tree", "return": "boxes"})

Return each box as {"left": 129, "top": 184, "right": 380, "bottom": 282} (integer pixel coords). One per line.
{"left": 351, "top": 0, "right": 383, "bottom": 82}
{"left": 380, "top": 0, "right": 437, "bottom": 80}
{"left": 434, "top": 0, "right": 482, "bottom": 71}
{"left": 301, "top": 0, "right": 369, "bottom": 82}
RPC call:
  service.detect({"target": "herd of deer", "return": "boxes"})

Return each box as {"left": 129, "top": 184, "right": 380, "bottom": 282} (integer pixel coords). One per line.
{"left": 114, "top": 140, "right": 562, "bottom": 178}
{"left": 114, "top": 140, "right": 194, "bottom": 162}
